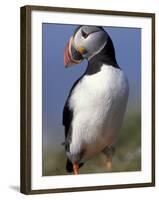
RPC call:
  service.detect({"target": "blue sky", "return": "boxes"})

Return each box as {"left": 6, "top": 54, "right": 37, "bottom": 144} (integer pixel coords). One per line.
{"left": 42, "top": 24, "right": 141, "bottom": 147}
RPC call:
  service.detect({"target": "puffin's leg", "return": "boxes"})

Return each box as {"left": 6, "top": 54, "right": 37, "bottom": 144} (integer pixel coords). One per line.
{"left": 106, "top": 154, "right": 113, "bottom": 171}
{"left": 73, "top": 161, "right": 79, "bottom": 175}
{"left": 102, "top": 146, "right": 115, "bottom": 171}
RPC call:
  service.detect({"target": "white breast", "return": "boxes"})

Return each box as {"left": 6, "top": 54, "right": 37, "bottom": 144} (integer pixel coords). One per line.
{"left": 68, "top": 64, "right": 129, "bottom": 161}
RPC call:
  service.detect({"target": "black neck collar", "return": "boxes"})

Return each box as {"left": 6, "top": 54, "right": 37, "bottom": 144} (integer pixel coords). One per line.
{"left": 85, "top": 36, "right": 120, "bottom": 75}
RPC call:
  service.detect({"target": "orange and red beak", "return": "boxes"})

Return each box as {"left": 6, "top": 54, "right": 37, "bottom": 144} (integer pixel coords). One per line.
{"left": 64, "top": 37, "right": 84, "bottom": 68}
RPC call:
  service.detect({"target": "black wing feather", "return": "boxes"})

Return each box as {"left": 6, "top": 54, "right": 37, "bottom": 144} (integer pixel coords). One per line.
{"left": 63, "top": 76, "right": 84, "bottom": 139}
{"left": 63, "top": 99, "right": 73, "bottom": 139}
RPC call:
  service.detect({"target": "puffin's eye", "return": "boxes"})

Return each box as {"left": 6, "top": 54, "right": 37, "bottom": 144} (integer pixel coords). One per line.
{"left": 81, "top": 30, "right": 89, "bottom": 39}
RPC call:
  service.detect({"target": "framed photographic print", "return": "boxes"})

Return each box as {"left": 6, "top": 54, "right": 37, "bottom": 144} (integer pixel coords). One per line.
{"left": 20, "top": 5, "right": 155, "bottom": 194}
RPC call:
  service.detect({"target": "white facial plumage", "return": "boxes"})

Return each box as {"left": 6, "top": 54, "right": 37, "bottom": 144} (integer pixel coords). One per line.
{"left": 73, "top": 26, "right": 108, "bottom": 59}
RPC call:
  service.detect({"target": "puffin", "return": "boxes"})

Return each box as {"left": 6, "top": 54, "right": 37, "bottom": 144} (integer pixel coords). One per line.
{"left": 63, "top": 25, "right": 129, "bottom": 175}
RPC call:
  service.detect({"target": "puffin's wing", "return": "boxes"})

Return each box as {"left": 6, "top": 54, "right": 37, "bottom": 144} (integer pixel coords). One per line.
{"left": 63, "top": 100, "right": 73, "bottom": 140}
{"left": 63, "top": 77, "right": 82, "bottom": 139}
{"left": 63, "top": 100, "right": 74, "bottom": 172}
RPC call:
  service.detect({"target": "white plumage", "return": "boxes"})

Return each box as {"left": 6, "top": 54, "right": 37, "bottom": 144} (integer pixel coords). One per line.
{"left": 68, "top": 64, "right": 129, "bottom": 162}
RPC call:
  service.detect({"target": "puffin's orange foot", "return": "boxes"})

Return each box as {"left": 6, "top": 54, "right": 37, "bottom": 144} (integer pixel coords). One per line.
{"left": 73, "top": 161, "right": 79, "bottom": 175}
{"left": 106, "top": 156, "right": 112, "bottom": 171}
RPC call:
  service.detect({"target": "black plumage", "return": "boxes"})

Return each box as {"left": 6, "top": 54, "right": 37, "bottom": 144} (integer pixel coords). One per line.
{"left": 86, "top": 36, "right": 119, "bottom": 75}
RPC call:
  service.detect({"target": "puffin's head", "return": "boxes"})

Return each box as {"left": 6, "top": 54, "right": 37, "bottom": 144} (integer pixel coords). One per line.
{"left": 64, "top": 25, "right": 108, "bottom": 67}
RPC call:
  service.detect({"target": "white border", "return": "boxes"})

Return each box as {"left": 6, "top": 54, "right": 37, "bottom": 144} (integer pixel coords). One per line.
{"left": 31, "top": 10, "right": 152, "bottom": 190}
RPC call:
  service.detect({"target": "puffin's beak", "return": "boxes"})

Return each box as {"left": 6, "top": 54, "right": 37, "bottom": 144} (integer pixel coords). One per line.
{"left": 64, "top": 37, "right": 84, "bottom": 68}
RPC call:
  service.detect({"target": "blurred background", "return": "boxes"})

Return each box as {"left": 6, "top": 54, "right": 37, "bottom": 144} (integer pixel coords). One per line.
{"left": 42, "top": 24, "right": 141, "bottom": 176}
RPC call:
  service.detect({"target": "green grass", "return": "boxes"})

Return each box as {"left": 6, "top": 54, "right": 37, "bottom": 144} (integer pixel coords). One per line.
{"left": 43, "top": 111, "right": 141, "bottom": 176}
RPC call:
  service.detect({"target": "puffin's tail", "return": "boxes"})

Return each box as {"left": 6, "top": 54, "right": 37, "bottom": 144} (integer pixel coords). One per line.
{"left": 66, "top": 159, "right": 84, "bottom": 173}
